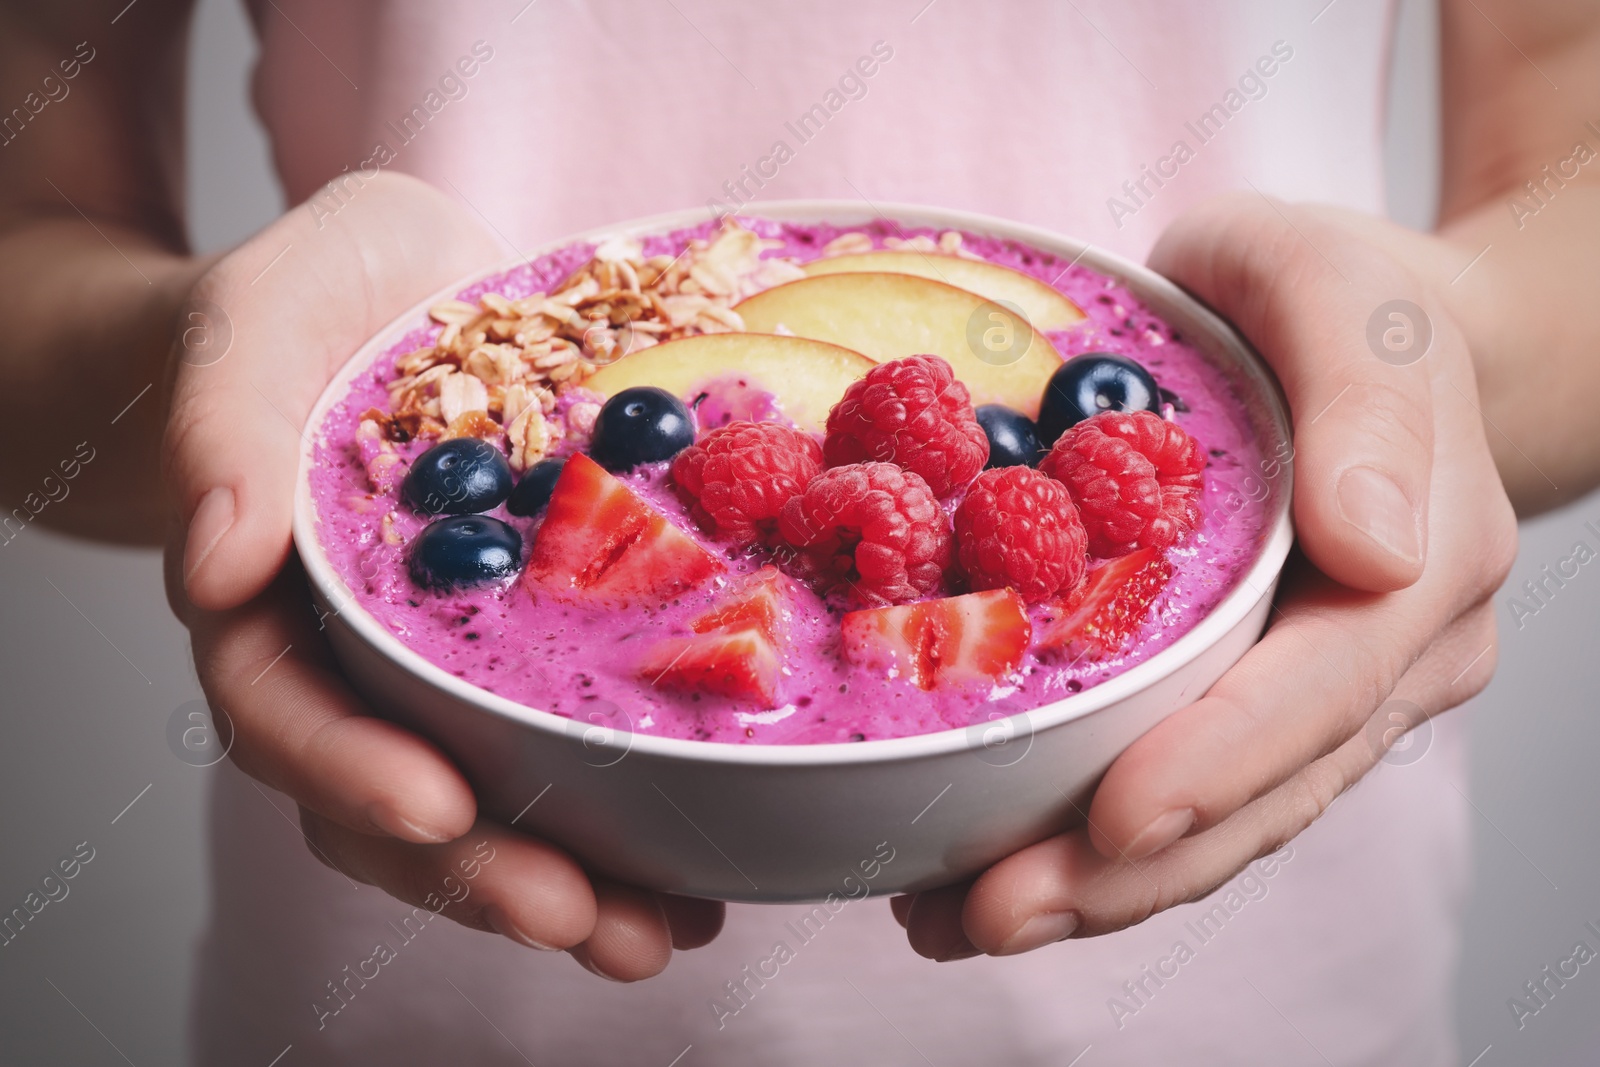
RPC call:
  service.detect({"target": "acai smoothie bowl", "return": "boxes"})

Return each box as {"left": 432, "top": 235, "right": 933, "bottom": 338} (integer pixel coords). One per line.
{"left": 293, "top": 202, "right": 1293, "bottom": 902}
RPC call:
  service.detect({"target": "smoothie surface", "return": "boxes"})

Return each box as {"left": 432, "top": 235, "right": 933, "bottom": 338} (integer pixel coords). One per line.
{"left": 308, "top": 217, "right": 1273, "bottom": 744}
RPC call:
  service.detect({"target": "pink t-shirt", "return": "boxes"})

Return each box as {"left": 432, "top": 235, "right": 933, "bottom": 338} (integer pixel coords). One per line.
{"left": 197, "top": 3, "right": 1468, "bottom": 1064}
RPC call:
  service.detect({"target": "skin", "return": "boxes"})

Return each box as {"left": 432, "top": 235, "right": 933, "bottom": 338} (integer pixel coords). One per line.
{"left": 1, "top": 0, "right": 1596, "bottom": 978}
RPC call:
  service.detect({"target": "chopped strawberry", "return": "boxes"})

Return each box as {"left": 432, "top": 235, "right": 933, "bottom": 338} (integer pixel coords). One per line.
{"left": 637, "top": 567, "right": 798, "bottom": 707}
{"left": 1035, "top": 547, "right": 1172, "bottom": 661}
{"left": 688, "top": 566, "right": 795, "bottom": 644}
{"left": 841, "top": 588, "right": 1030, "bottom": 691}
{"left": 637, "top": 628, "right": 783, "bottom": 707}
{"left": 524, "top": 452, "right": 723, "bottom": 602}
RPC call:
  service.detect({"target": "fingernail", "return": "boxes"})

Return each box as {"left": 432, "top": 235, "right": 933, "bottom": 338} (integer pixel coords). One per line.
{"left": 574, "top": 951, "right": 627, "bottom": 981}
{"left": 486, "top": 905, "right": 559, "bottom": 951}
{"left": 1336, "top": 467, "right": 1421, "bottom": 566}
{"left": 366, "top": 802, "right": 452, "bottom": 844}
{"left": 995, "top": 911, "right": 1078, "bottom": 956}
{"left": 184, "top": 487, "right": 236, "bottom": 586}
{"left": 1124, "top": 807, "right": 1195, "bottom": 860}
{"left": 938, "top": 944, "right": 984, "bottom": 962}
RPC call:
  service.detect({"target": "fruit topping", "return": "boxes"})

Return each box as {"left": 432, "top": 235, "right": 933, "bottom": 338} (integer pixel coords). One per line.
{"left": 733, "top": 272, "right": 1064, "bottom": 416}
{"left": 581, "top": 333, "right": 874, "bottom": 434}
{"left": 638, "top": 628, "right": 783, "bottom": 708}
{"left": 671, "top": 421, "right": 823, "bottom": 547}
{"left": 587, "top": 386, "right": 696, "bottom": 471}
{"left": 505, "top": 457, "right": 567, "bottom": 517}
{"left": 401, "top": 437, "right": 514, "bottom": 515}
{"left": 636, "top": 567, "right": 797, "bottom": 707}
{"left": 1036, "top": 353, "right": 1160, "bottom": 448}
{"left": 822, "top": 355, "right": 988, "bottom": 498}
{"left": 1034, "top": 547, "right": 1173, "bottom": 661}
{"left": 1038, "top": 410, "right": 1204, "bottom": 558}
{"left": 687, "top": 566, "right": 795, "bottom": 643}
{"left": 799, "top": 250, "right": 1086, "bottom": 331}
{"left": 841, "top": 588, "right": 1030, "bottom": 691}
{"left": 776, "top": 462, "right": 951, "bottom": 606}
{"left": 954, "top": 467, "right": 1088, "bottom": 604}
{"left": 974, "top": 404, "right": 1041, "bottom": 469}
{"left": 524, "top": 453, "right": 723, "bottom": 602}
{"left": 408, "top": 515, "right": 523, "bottom": 591}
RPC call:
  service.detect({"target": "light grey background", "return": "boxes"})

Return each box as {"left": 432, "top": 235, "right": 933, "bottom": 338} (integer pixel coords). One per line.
{"left": 0, "top": 0, "right": 1595, "bottom": 1063}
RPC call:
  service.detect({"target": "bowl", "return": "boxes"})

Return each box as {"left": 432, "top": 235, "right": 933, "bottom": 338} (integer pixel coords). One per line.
{"left": 291, "top": 201, "right": 1294, "bottom": 903}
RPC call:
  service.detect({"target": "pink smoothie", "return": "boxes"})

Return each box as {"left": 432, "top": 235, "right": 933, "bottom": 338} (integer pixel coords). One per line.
{"left": 308, "top": 218, "right": 1273, "bottom": 745}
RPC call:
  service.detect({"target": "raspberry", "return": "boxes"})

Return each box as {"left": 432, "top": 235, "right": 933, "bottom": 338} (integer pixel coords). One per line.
{"left": 672, "top": 421, "right": 823, "bottom": 546}
{"left": 1038, "top": 410, "right": 1204, "bottom": 558}
{"left": 955, "top": 467, "right": 1088, "bottom": 603}
{"left": 776, "top": 462, "right": 952, "bottom": 605}
{"left": 822, "top": 355, "right": 988, "bottom": 498}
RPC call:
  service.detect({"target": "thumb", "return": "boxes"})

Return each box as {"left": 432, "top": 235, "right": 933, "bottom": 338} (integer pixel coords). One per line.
{"left": 1149, "top": 192, "right": 1433, "bottom": 592}
{"left": 164, "top": 172, "right": 502, "bottom": 612}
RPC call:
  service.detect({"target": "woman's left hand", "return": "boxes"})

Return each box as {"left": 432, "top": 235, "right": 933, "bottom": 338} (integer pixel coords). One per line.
{"left": 895, "top": 193, "right": 1518, "bottom": 959}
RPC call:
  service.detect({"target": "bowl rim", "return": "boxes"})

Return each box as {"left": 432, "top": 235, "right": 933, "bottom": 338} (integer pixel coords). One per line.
{"left": 291, "top": 199, "right": 1294, "bottom": 768}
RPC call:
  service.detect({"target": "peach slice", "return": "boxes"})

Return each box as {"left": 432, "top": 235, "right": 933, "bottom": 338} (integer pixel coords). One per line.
{"left": 802, "top": 250, "right": 1085, "bottom": 331}
{"left": 733, "top": 273, "right": 1064, "bottom": 417}
{"left": 582, "top": 333, "right": 874, "bottom": 433}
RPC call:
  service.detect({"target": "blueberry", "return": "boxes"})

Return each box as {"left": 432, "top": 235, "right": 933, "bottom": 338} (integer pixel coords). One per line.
{"left": 974, "top": 405, "right": 1041, "bottom": 468}
{"left": 588, "top": 387, "right": 695, "bottom": 470}
{"left": 408, "top": 515, "right": 522, "bottom": 590}
{"left": 1037, "top": 353, "right": 1160, "bottom": 447}
{"left": 402, "top": 438, "right": 514, "bottom": 515}
{"left": 506, "top": 457, "right": 566, "bottom": 517}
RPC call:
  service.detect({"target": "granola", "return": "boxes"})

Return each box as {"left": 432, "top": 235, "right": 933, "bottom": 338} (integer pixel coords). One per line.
{"left": 372, "top": 220, "right": 805, "bottom": 483}
{"left": 365, "top": 221, "right": 977, "bottom": 492}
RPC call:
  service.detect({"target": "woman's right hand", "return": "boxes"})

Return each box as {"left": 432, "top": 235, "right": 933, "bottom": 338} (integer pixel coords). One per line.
{"left": 163, "top": 172, "right": 723, "bottom": 979}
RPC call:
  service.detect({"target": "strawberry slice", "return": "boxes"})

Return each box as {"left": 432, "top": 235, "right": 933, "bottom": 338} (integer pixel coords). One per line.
{"left": 638, "top": 567, "right": 798, "bottom": 707}
{"left": 638, "top": 628, "right": 783, "bottom": 707}
{"left": 524, "top": 452, "right": 723, "bottom": 602}
{"left": 1035, "top": 547, "right": 1172, "bottom": 660}
{"left": 687, "top": 566, "right": 795, "bottom": 643}
{"left": 841, "top": 588, "right": 1030, "bottom": 691}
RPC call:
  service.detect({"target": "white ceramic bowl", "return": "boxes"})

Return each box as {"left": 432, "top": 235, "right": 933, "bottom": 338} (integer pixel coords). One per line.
{"left": 292, "top": 201, "right": 1293, "bottom": 903}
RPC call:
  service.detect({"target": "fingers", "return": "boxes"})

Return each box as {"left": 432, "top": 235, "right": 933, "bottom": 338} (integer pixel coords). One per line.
{"left": 191, "top": 565, "right": 477, "bottom": 843}
{"left": 301, "top": 779, "right": 711, "bottom": 979}
{"left": 933, "top": 605, "right": 1496, "bottom": 959}
{"left": 301, "top": 812, "right": 596, "bottom": 951}
{"left": 1086, "top": 485, "right": 1505, "bottom": 863}
{"left": 570, "top": 889, "right": 725, "bottom": 980}
{"left": 658, "top": 893, "right": 726, "bottom": 950}
{"left": 1149, "top": 192, "right": 1435, "bottom": 592}
{"left": 1084, "top": 561, "right": 1382, "bottom": 860}
{"left": 952, "top": 731, "right": 1368, "bottom": 955}
{"left": 903, "top": 882, "right": 979, "bottom": 961}
{"left": 568, "top": 881, "right": 674, "bottom": 982}
{"left": 888, "top": 893, "right": 915, "bottom": 929}
{"left": 165, "top": 172, "right": 501, "bottom": 612}
{"left": 1083, "top": 560, "right": 1488, "bottom": 862}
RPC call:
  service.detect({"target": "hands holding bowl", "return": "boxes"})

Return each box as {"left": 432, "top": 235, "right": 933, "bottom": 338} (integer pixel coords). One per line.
{"left": 165, "top": 174, "right": 1513, "bottom": 978}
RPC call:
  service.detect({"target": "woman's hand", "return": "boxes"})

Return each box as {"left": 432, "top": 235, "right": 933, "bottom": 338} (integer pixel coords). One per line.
{"left": 164, "top": 172, "right": 723, "bottom": 979}
{"left": 896, "top": 192, "right": 1519, "bottom": 959}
